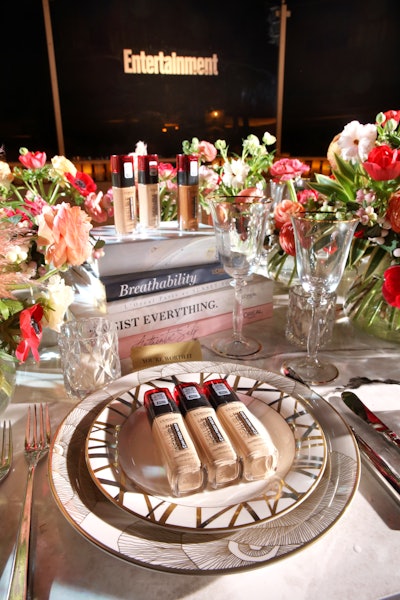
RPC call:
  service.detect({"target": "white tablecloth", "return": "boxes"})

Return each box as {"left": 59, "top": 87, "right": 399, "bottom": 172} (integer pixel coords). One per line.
{"left": 0, "top": 287, "right": 399, "bottom": 600}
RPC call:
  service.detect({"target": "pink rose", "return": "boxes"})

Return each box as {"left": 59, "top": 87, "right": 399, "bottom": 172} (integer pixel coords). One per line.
{"left": 198, "top": 141, "right": 217, "bottom": 162}
{"left": 19, "top": 150, "right": 47, "bottom": 169}
{"left": 158, "top": 162, "right": 177, "bottom": 181}
{"left": 85, "top": 189, "right": 114, "bottom": 223}
{"left": 363, "top": 145, "right": 400, "bottom": 181}
{"left": 37, "top": 202, "right": 93, "bottom": 268}
{"left": 270, "top": 158, "right": 310, "bottom": 181}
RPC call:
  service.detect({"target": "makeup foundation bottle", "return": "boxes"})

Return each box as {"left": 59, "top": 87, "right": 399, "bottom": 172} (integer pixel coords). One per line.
{"left": 144, "top": 388, "right": 205, "bottom": 496}
{"left": 203, "top": 379, "right": 279, "bottom": 481}
{"left": 110, "top": 154, "right": 137, "bottom": 235}
{"left": 137, "top": 154, "right": 160, "bottom": 230}
{"left": 174, "top": 382, "right": 240, "bottom": 489}
{"left": 176, "top": 154, "right": 199, "bottom": 231}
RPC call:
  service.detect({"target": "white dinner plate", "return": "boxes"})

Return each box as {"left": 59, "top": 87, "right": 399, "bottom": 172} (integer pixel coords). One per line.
{"left": 85, "top": 369, "right": 327, "bottom": 532}
{"left": 49, "top": 360, "right": 360, "bottom": 574}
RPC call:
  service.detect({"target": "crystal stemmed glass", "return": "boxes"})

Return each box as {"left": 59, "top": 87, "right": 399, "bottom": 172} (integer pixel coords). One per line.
{"left": 281, "top": 212, "right": 359, "bottom": 384}
{"left": 209, "top": 196, "right": 271, "bottom": 358}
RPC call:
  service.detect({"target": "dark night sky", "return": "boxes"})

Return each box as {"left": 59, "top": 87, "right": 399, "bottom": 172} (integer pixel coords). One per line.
{"left": 1, "top": 0, "right": 399, "bottom": 161}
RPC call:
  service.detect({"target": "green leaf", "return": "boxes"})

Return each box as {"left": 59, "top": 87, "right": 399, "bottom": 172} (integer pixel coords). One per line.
{"left": 363, "top": 246, "right": 391, "bottom": 279}
{"left": 347, "top": 238, "right": 370, "bottom": 267}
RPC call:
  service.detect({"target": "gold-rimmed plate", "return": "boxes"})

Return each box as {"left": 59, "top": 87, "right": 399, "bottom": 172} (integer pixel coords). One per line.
{"left": 85, "top": 365, "right": 327, "bottom": 532}
{"left": 49, "top": 361, "right": 360, "bottom": 574}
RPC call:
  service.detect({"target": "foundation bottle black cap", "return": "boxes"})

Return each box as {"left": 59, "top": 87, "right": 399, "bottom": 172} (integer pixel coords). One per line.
{"left": 176, "top": 154, "right": 199, "bottom": 186}
{"left": 203, "top": 379, "right": 238, "bottom": 409}
{"left": 137, "top": 154, "right": 159, "bottom": 184}
{"left": 144, "top": 388, "right": 180, "bottom": 422}
{"left": 174, "top": 382, "right": 211, "bottom": 417}
{"left": 110, "top": 154, "right": 135, "bottom": 187}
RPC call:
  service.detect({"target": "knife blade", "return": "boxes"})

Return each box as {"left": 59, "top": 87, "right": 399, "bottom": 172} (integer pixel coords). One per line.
{"left": 342, "top": 391, "right": 400, "bottom": 450}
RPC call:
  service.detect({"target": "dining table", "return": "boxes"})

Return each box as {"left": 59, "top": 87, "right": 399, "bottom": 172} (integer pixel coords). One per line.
{"left": 0, "top": 281, "right": 399, "bottom": 600}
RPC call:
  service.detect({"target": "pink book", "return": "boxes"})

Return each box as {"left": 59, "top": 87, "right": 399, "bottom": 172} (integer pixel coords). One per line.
{"left": 118, "top": 302, "right": 273, "bottom": 358}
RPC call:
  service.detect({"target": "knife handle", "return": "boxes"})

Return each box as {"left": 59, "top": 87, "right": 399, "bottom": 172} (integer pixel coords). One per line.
{"left": 351, "top": 427, "right": 400, "bottom": 496}
{"left": 382, "top": 430, "right": 400, "bottom": 450}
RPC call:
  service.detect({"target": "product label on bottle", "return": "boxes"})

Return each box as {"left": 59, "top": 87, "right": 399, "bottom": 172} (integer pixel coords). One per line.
{"left": 124, "top": 161, "right": 134, "bottom": 179}
{"left": 236, "top": 410, "right": 259, "bottom": 436}
{"left": 151, "top": 391, "right": 169, "bottom": 407}
{"left": 169, "top": 422, "right": 188, "bottom": 450}
{"left": 204, "top": 415, "right": 225, "bottom": 443}
{"left": 211, "top": 382, "right": 231, "bottom": 397}
{"left": 182, "top": 385, "right": 201, "bottom": 400}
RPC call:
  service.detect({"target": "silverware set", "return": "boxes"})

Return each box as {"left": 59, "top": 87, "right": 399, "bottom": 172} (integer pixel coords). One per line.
{"left": 285, "top": 367, "right": 400, "bottom": 500}
{"left": 4, "top": 404, "right": 51, "bottom": 600}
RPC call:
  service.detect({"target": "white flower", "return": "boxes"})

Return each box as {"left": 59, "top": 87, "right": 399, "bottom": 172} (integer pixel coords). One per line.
{"left": 134, "top": 141, "right": 148, "bottom": 155}
{"left": 222, "top": 158, "right": 249, "bottom": 189}
{"left": 50, "top": 155, "right": 77, "bottom": 179}
{"left": 338, "top": 120, "right": 377, "bottom": 162}
{"left": 262, "top": 132, "right": 277, "bottom": 146}
{"left": 0, "top": 161, "right": 13, "bottom": 192}
{"left": 243, "top": 134, "right": 261, "bottom": 154}
{"left": 41, "top": 274, "right": 75, "bottom": 332}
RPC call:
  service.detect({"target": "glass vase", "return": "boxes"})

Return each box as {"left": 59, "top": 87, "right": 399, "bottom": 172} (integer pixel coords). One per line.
{"left": 0, "top": 354, "right": 17, "bottom": 416}
{"left": 344, "top": 273, "right": 400, "bottom": 343}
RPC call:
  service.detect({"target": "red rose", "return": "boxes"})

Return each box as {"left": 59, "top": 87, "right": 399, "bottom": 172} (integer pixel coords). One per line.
{"left": 382, "top": 265, "right": 400, "bottom": 309}
{"left": 279, "top": 221, "right": 296, "bottom": 256}
{"left": 363, "top": 145, "right": 400, "bottom": 181}
{"left": 386, "top": 193, "right": 400, "bottom": 233}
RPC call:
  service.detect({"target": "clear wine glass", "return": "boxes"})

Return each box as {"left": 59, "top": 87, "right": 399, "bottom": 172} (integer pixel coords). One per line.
{"left": 281, "top": 212, "right": 358, "bottom": 384}
{"left": 209, "top": 195, "right": 271, "bottom": 358}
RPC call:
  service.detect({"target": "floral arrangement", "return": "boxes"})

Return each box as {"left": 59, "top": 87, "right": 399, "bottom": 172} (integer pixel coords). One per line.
{"left": 181, "top": 132, "right": 277, "bottom": 212}
{"left": 311, "top": 110, "right": 400, "bottom": 307}
{"left": 268, "top": 109, "right": 400, "bottom": 339}
{"left": 0, "top": 147, "right": 109, "bottom": 392}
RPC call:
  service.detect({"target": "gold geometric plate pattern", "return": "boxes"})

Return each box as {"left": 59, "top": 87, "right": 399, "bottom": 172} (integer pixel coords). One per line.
{"left": 85, "top": 367, "right": 327, "bottom": 532}
{"left": 49, "top": 360, "right": 360, "bottom": 574}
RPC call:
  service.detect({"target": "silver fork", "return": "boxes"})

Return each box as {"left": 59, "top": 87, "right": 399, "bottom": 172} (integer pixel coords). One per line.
{"left": 7, "top": 404, "right": 51, "bottom": 600}
{"left": 0, "top": 420, "right": 12, "bottom": 483}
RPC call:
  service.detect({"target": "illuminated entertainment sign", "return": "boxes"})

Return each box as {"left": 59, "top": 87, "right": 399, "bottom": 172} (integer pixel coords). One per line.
{"left": 123, "top": 50, "right": 219, "bottom": 76}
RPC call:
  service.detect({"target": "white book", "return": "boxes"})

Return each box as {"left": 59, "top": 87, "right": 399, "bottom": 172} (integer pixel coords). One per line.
{"left": 109, "top": 275, "right": 273, "bottom": 339}
{"left": 91, "top": 223, "right": 217, "bottom": 277}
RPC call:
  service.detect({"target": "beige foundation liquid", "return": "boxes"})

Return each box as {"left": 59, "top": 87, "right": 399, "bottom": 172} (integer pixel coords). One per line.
{"left": 203, "top": 379, "right": 279, "bottom": 481}
{"left": 144, "top": 388, "right": 205, "bottom": 496}
{"left": 110, "top": 154, "right": 138, "bottom": 235}
{"left": 176, "top": 154, "right": 199, "bottom": 231}
{"left": 174, "top": 382, "right": 240, "bottom": 489}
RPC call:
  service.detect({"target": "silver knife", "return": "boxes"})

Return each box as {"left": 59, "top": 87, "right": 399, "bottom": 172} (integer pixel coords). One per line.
{"left": 342, "top": 391, "right": 400, "bottom": 450}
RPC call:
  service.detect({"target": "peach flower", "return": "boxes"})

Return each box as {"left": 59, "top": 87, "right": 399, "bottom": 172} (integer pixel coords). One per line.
{"left": 37, "top": 202, "right": 93, "bottom": 268}
{"left": 274, "top": 199, "right": 305, "bottom": 230}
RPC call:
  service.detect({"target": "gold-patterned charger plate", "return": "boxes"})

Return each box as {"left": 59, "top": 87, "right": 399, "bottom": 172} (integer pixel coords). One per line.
{"left": 49, "top": 361, "right": 360, "bottom": 574}
{"left": 85, "top": 366, "right": 327, "bottom": 531}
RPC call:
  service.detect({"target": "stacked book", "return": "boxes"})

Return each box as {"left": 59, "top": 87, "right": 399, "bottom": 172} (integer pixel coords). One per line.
{"left": 92, "top": 223, "right": 274, "bottom": 359}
